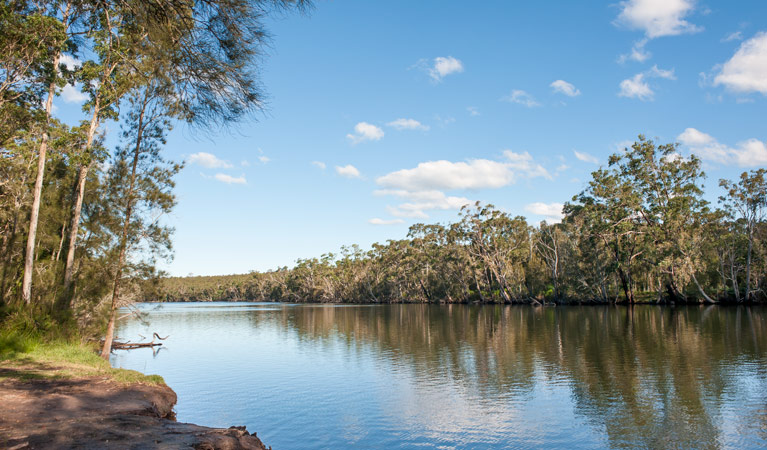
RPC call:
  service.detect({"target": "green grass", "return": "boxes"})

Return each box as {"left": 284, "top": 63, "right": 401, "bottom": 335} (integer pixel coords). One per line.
{"left": 1, "top": 332, "right": 164, "bottom": 385}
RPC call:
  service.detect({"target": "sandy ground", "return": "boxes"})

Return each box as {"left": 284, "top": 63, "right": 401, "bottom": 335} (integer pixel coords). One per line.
{"left": 0, "top": 366, "right": 269, "bottom": 449}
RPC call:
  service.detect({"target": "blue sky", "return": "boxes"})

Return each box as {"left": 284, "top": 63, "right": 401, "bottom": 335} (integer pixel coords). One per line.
{"left": 55, "top": 0, "right": 767, "bottom": 276}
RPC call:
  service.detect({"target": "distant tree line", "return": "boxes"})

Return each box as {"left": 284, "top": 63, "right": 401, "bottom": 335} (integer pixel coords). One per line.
{"left": 157, "top": 137, "right": 766, "bottom": 305}
{"left": 0, "top": 0, "right": 308, "bottom": 355}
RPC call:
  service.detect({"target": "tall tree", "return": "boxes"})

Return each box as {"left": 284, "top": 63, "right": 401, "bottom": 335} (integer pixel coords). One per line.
{"left": 570, "top": 167, "right": 645, "bottom": 303}
{"left": 63, "top": 0, "right": 310, "bottom": 306}
{"left": 2, "top": 1, "right": 70, "bottom": 304}
{"left": 21, "top": 3, "right": 75, "bottom": 305}
{"left": 61, "top": 1, "right": 130, "bottom": 303}
{"left": 459, "top": 203, "right": 532, "bottom": 304}
{"left": 99, "top": 80, "right": 181, "bottom": 358}
{"left": 719, "top": 169, "right": 767, "bottom": 301}
{"left": 535, "top": 222, "right": 569, "bottom": 300}
{"left": 614, "top": 137, "right": 713, "bottom": 302}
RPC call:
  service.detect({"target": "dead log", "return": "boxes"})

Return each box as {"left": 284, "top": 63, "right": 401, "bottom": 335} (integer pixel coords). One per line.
{"left": 103, "top": 333, "right": 169, "bottom": 351}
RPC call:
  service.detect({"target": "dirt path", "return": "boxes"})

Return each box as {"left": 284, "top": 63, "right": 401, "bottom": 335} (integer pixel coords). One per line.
{"left": 0, "top": 366, "right": 269, "bottom": 449}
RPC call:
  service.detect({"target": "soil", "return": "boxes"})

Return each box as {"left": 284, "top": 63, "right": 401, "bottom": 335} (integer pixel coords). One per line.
{"left": 0, "top": 366, "right": 269, "bottom": 449}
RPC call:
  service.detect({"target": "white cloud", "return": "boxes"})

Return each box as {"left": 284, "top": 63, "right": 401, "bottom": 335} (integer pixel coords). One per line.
{"left": 387, "top": 118, "right": 429, "bottom": 131}
{"left": 311, "top": 161, "right": 326, "bottom": 170}
{"left": 467, "top": 106, "right": 480, "bottom": 116}
{"left": 214, "top": 173, "right": 247, "bottom": 185}
{"left": 722, "top": 31, "right": 743, "bottom": 42}
{"left": 377, "top": 190, "right": 472, "bottom": 219}
{"left": 525, "top": 202, "right": 565, "bottom": 223}
{"left": 59, "top": 54, "right": 81, "bottom": 71}
{"left": 618, "top": 65, "right": 675, "bottom": 100}
{"left": 258, "top": 156, "right": 270, "bottom": 164}
{"left": 188, "top": 152, "right": 233, "bottom": 169}
{"left": 574, "top": 150, "right": 600, "bottom": 164}
{"left": 677, "top": 128, "right": 767, "bottom": 166}
{"left": 375, "top": 153, "right": 551, "bottom": 219}
{"left": 241, "top": 160, "right": 250, "bottom": 167}
{"left": 376, "top": 150, "right": 551, "bottom": 192}
{"left": 648, "top": 64, "right": 676, "bottom": 79}
{"left": 369, "top": 218, "right": 405, "bottom": 225}
{"left": 616, "top": 0, "right": 701, "bottom": 38}
{"left": 620, "top": 74, "right": 654, "bottom": 100}
{"left": 550, "top": 80, "right": 581, "bottom": 97}
{"left": 377, "top": 160, "right": 514, "bottom": 192}
{"left": 346, "top": 122, "right": 384, "bottom": 144}
{"left": 60, "top": 84, "right": 87, "bottom": 103}
{"left": 714, "top": 32, "right": 767, "bottom": 95}
{"left": 618, "top": 38, "right": 652, "bottom": 63}
{"left": 502, "top": 150, "right": 552, "bottom": 179}
{"left": 428, "top": 56, "right": 464, "bottom": 81}
{"left": 335, "top": 164, "right": 362, "bottom": 178}
{"left": 501, "top": 89, "right": 541, "bottom": 107}
{"left": 374, "top": 189, "right": 465, "bottom": 202}
{"left": 677, "top": 127, "right": 714, "bottom": 146}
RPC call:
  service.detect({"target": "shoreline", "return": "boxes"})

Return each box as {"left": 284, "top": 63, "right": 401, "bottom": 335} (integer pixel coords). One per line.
{"left": 0, "top": 345, "right": 269, "bottom": 449}
{"left": 140, "top": 298, "right": 767, "bottom": 306}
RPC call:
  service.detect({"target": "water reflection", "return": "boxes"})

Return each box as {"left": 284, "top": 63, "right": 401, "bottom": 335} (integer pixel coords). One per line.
{"left": 113, "top": 303, "right": 767, "bottom": 449}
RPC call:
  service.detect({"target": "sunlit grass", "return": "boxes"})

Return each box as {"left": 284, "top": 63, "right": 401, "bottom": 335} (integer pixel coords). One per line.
{"left": 0, "top": 329, "right": 164, "bottom": 385}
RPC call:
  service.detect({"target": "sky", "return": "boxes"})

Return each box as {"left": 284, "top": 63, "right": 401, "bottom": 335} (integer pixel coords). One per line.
{"left": 54, "top": 0, "right": 767, "bottom": 276}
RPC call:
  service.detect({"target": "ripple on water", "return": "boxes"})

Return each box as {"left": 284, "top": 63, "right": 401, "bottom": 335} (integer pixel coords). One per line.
{"left": 112, "top": 303, "right": 767, "bottom": 450}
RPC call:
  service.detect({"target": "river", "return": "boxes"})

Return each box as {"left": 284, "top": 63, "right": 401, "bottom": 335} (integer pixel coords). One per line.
{"left": 112, "top": 302, "right": 767, "bottom": 449}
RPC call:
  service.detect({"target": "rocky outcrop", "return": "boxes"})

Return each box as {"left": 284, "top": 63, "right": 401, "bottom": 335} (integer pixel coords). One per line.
{"left": 0, "top": 372, "right": 269, "bottom": 449}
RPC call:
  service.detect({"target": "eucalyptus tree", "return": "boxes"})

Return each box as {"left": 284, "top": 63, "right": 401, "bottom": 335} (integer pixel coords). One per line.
{"left": 62, "top": 0, "right": 309, "bottom": 308}
{"left": 0, "top": 1, "right": 68, "bottom": 145}
{"left": 459, "top": 202, "right": 532, "bottom": 304}
{"left": 569, "top": 166, "right": 646, "bottom": 303}
{"left": 100, "top": 79, "right": 181, "bottom": 359}
{"left": 612, "top": 137, "right": 713, "bottom": 302}
{"left": 561, "top": 203, "right": 615, "bottom": 302}
{"left": 0, "top": 129, "right": 38, "bottom": 304}
{"left": 60, "top": 0, "right": 132, "bottom": 303}
{"left": 407, "top": 223, "right": 448, "bottom": 302}
{"left": 535, "top": 221, "right": 569, "bottom": 300}
{"left": 719, "top": 169, "right": 767, "bottom": 301}
{"left": 2, "top": 0, "right": 72, "bottom": 304}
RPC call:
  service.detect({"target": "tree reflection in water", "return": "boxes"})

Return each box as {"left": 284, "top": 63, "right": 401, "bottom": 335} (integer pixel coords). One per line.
{"left": 279, "top": 304, "right": 766, "bottom": 449}
{"left": 115, "top": 303, "right": 767, "bottom": 449}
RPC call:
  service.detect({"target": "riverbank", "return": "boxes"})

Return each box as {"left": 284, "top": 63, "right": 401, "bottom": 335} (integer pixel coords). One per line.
{"left": 0, "top": 342, "right": 269, "bottom": 449}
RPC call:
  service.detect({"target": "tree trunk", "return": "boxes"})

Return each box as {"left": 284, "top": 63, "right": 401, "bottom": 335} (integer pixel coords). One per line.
{"left": 61, "top": 96, "right": 101, "bottom": 307}
{"left": 21, "top": 52, "right": 61, "bottom": 304}
{"left": 728, "top": 250, "right": 740, "bottom": 302}
{"left": 61, "top": 164, "right": 90, "bottom": 298}
{"left": 745, "top": 225, "right": 753, "bottom": 301}
{"left": 617, "top": 267, "right": 634, "bottom": 303}
{"left": 691, "top": 272, "right": 717, "bottom": 304}
{"left": 101, "top": 94, "right": 147, "bottom": 359}
{"left": 54, "top": 223, "right": 66, "bottom": 262}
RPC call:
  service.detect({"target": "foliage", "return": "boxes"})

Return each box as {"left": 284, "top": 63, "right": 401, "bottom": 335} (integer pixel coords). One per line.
{"left": 157, "top": 138, "right": 767, "bottom": 305}
{"left": 0, "top": 0, "right": 309, "bottom": 341}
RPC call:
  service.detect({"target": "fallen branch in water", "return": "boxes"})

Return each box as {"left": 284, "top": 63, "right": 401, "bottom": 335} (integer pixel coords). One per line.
{"left": 104, "top": 333, "right": 169, "bottom": 351}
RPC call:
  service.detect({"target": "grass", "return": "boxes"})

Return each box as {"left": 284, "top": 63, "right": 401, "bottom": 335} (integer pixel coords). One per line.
{"left": 0, "top": 332, "right": 164, "bottom": 385}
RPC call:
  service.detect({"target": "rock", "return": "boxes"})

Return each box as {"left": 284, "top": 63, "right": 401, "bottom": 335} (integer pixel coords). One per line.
{"left": 0, "top": 376, "right": 270, "bottom": 449}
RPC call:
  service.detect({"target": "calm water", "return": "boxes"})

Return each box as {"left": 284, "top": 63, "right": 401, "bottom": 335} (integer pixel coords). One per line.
{"left": 112, "top": 303, "right": 767, "bottom": 449}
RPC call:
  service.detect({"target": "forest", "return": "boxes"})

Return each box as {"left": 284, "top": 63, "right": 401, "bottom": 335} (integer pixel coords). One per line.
{"left": 0, "top": 0, "right": 308, "bottom": 355}
{"left": 1, "top": 1, "right": 765, "bottom": 359}
{"left": 158, "top": 141, "right": 766, "bottom": 305}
